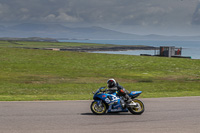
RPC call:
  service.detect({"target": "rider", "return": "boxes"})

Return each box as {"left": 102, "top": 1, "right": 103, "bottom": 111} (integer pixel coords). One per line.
{"left": 106, "top": 78, "right": 137, "bottom": 106}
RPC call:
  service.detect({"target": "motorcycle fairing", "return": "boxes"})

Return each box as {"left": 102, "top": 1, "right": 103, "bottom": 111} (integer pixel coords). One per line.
{"left": 93, "top": 92, "right": 128, "bottom": 113}
{"left": 129, "top": 91, "right": 142, "bottom": 98}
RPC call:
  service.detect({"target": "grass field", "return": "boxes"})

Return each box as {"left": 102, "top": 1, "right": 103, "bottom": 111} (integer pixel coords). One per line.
{"left": 0, "top": 41, "right": 200, "bottom": 101}
{"left": 0, "top": 40, "right": 120, "bottom": 48}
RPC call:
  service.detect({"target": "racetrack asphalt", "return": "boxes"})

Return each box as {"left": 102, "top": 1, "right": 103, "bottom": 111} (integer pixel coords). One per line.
{"left": 0, "top": 96, "right": 200, "bottom": 133}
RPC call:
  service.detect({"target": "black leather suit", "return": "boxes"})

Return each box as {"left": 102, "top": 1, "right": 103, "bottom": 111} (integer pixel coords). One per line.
{"left": 107, "top": 83, "right": 132, "bottom": 103}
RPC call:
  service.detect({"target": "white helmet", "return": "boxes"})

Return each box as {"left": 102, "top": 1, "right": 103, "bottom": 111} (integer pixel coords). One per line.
{"left": 107, "top": 78, "right": 116, "bottom": 88}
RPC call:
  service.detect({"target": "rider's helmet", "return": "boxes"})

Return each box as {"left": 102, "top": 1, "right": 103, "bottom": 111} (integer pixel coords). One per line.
{"left": 107, "top": 78, "right": 116, "bottom": 88}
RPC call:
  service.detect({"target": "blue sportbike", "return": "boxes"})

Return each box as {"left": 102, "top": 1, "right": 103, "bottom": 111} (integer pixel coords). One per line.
{"left": 91, "top": 87, "right": 145, "bottom": 115}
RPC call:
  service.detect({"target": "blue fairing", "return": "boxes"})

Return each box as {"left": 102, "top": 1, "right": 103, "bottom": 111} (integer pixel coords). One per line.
{"left": 91, "top": 87, "right": 144, "bottom": 114}
{"left": 93, "top": 92, "right": 119, "bottom": 105}
{"left": 128, "top": 91, "right": 142, "bottom": 98}
{"left": 93, "top": 91, "right": 128, "bottom": 112}
{"left": 93, "top": 93, "right": 108, "bottom": 100}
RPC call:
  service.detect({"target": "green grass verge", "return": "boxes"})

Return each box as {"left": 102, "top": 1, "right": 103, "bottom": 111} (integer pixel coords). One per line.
{"left": 0, "top": 40, "right": 115, "bottom": 49}
{"left": 0, "top": 41, "right": 199, "bottom": 101}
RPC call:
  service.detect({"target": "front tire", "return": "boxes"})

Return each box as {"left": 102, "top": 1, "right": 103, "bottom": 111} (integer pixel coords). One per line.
{"left": 90, "top": 101, "right": 107, "bottom": 115}
{"left": 128, "top": 99, "right": 144, "bottom": 115}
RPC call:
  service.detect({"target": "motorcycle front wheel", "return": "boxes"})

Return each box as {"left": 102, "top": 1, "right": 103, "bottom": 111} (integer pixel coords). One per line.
{"left": 90, "top": 101, "right": 107, "bottom": 115}
{"left": 128, "top": 99, "right": 144, "bottom": 115}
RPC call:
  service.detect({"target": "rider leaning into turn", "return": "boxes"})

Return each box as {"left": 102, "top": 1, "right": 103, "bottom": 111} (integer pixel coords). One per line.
{"left": 106, "top": 78, "right": 137, "bottom": 106}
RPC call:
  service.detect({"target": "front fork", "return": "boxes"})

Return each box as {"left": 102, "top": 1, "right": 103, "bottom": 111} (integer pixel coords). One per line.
{"left": 96, "top": 100, "right": 103, "bottom": 107}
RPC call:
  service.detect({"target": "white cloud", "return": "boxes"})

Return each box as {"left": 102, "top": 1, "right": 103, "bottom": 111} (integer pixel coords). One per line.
{"left": 57, "top": 12, "right": 81, "bottom": 22}
{"left": 44, "top": 12, "right": 82, "bottom": 23}
{"left": 0, "top": 0, "right": 200, "bottom": 35}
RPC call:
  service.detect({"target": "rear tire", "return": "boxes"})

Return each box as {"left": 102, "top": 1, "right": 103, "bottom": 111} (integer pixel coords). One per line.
{"left": 128, "top": 99, "right": 144, "bottom": 115}
{"left": 90, "top": 101, "right": 107, "bottom": 115}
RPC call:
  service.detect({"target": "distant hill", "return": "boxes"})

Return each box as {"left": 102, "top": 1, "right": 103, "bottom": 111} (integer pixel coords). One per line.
{"left": 8, "top": 23, "right": 69, "bottom": 32}
{"left": 0, "top": 37, "right": 58, "bottom": 42}
{"left": 0, "top": 23, "right": 200, "bottom": 40}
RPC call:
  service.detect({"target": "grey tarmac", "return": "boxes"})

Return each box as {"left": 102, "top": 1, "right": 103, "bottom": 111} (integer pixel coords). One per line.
{"left": 0, "top": 96, "right": 200, "bottom": 133}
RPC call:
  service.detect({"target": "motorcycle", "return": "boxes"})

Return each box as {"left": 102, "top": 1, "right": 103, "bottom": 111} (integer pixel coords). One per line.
{"left": 90, "top": 87, "right": 145, "bottom": 115}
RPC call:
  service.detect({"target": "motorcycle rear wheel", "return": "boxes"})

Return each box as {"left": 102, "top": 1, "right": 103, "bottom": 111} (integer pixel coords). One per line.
{"left": 128, "top": 99, "right": 144, "bottom": 115}
{"left": 90, "top": 101, "right": 107, "bottom": 115}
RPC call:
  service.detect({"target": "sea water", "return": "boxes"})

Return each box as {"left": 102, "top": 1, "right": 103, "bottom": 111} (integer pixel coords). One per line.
{"left": 59, "top": 40, "right": 200, "bottom": 59}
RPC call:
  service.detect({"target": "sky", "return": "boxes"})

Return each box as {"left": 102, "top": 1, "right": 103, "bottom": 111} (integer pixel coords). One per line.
{"left": 0, "top": 0, "right": 200, "bottom": 36}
